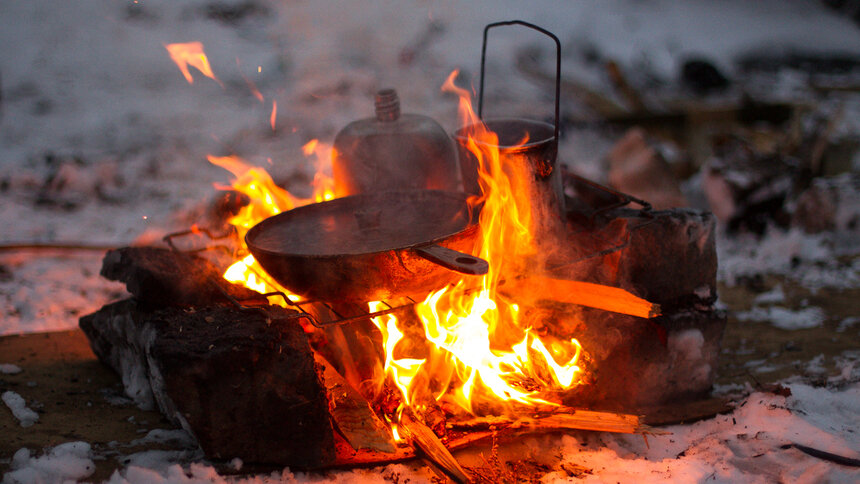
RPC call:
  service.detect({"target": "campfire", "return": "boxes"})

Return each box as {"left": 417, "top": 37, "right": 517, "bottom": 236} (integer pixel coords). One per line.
{"left": 218, "top": 67, "right": 645, "bottom": 431}
{"left": 79, "top": 21, "right": 724, "bottom": 481}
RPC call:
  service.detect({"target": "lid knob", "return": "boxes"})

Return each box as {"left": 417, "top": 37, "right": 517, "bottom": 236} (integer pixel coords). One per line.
{"left": 374, "top": 88, "right": 400, "bottom": 122}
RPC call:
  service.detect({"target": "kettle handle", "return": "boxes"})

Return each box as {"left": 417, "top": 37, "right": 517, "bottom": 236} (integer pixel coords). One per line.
{"left": 477, "top": 20, "right": 561, "bottom": 146}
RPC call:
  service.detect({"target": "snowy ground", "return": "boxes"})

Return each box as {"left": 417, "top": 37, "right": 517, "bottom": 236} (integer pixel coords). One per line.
{"left": 1, "top": 0, "right": 859, "bottom": 482}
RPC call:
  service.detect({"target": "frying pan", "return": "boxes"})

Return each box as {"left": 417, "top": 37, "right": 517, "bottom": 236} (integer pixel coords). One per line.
{"left": 245, "top": 190, "right": 488, "bottom": 302}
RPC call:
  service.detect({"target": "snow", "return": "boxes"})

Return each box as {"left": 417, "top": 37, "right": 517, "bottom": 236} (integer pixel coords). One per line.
{"left": 548, "top": 382, "right": 860, "bottom": 484}
{"left": 0, "top": 253, "right": 128, "bottom": 337}
{"left": 736, "top": 306, "right": 826, "bottom": 330}
{"left": 1, "top": 0, "right": 859, "bottom": 482}
{"left": 2, "top": 442, "right": 95, "bottom": 484}
{"left": 717, "top": 228, "right": 860, "bottom": 290}
{"left": 1, "top": 391, "right": 39, "bottom": 428}
{"left": 753, "top": 284, "right": 785, "bottom": 305}
{"left": 838, "top": 316, "right": 860, "bottom": 333}
{"left": 4, "top": 382, "right": 851, "bottom": 484}
{"left": 0, "top": 364, "right": 22, "bottom": 375}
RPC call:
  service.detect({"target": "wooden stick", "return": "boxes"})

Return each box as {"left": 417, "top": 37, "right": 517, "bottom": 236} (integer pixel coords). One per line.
{"left": 503, "top": 276, "right": 660, "bottom": 319}
{"left": 399, "top": 411, "right": 471, "bottom": 484}
{"left": 450, "top": 408, "right": 650, "bottom": 435}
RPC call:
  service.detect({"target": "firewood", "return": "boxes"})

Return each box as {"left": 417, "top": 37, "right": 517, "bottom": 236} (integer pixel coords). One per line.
{"left": 100, "top": 246, "right": 267, "bottom": 307}
{"left": 399, "top": 410, "right": 471, "bottom": 484}
{"left": 449, "top": 408, "right": 648, "bottom": 435}
{"left": 503, "top": 276, "right": 660, "bottom": 319}
{"left": 79, "top": 299, "right": 335, "bottom": 467}
{"left": 315, "top": 354, "right": 396, "bottom": 454}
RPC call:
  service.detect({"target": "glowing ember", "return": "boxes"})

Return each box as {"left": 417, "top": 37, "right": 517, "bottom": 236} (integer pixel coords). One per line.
{"left": 164, "top": 42, "right": 222, "bottom": 86}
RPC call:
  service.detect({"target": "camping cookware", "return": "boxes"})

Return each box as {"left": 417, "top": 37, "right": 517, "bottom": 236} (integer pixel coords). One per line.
{"left": 331, "top": 88, "right": 460, "bottom": 197}
{"left": 245, "top": 190, "right": 487, "bottom": 302}
{"left": 454, "top": 20, "right": 565, "bottom": 223}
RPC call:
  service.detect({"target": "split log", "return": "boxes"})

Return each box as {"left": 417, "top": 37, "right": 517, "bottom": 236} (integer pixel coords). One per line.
{"left": 315, "top": 354, "right": 396, "bottom": 454}
{"left": 399, "top": 411, "right": 471, "bottom": 484}
{"left": 80, "top": 299, "right": 335, "bottom": 467}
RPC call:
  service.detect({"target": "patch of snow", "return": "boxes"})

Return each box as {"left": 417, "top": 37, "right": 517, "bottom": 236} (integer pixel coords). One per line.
{"left": 668, "top": 329, "right": 712, "bottom": 387}
{"left": 711, "top": 381, "right": 752, "bottom": 397}
{"left": 0, "top": 253, "right": 128, "bottom": 336}
{"left": 753, "top": 284, "right": 785, "bottom": 305}
{"left": 718, "top": 227, "right": 860, "bottom": 290}
{"left": 0, "top": 364, "right": 22, "bottom": 375}
{"left": 1, "top": 391, "right": 39, "bottom": 428}
{"left": 837, "top": 316, "right": 860, "bottom": 333}
{"left": 547, "top": 382, "right": 860, "bottom": 483}
{"left": 118, "top": 449, "right": 205, "bottom": 478}
{"left": 805, "top": 354, "right": 828, "bottom": 375}
{"left": 2, "top": 442, "right": 94, "bottom": 484}
{"left": 735, "top": 306, "right": 826, "bottom": 330}
{"left": 100, "top": 387, "right": 136, "bottom": 407}
{"left": 831, "top": 352, "right": 860, "bottom": 384}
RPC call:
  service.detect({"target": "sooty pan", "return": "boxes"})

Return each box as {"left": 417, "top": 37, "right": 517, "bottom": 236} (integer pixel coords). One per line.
{"left": 245, "top": 190, "right": 488, "bottom": 302}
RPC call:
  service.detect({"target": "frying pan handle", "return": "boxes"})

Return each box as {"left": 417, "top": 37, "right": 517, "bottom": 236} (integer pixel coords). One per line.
{"left": 414, "top": 244, "right": 489, "bottom": 276}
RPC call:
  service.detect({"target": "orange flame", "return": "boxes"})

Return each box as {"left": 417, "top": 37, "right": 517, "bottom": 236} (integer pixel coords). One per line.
{"left": 212, "top": 142, "right": 335, "bottom": 302}
{"left": 302, "top": 140, "right": 336, "bottom": 202}
{"left": 164, "top": 42, "right": 222, "bottom": 86}
{"left": 369, "top": 70, "right": 585, "bottom": 418}
{"left": 213, "top": 71, "right": 588, "bottom": 435}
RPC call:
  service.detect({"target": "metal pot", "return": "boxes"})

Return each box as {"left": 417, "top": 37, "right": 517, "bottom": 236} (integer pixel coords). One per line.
{"left": 454, "top": 21, "right": 566, "bottom": 229}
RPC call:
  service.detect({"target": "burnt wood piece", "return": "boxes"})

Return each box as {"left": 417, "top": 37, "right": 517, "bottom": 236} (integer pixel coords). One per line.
{"left": 100, "top": 247, "right": 267, "bottom": 307}
{"left": 314, "top": 354, "right": 396, "bottom": 454}
{"left": 79, "top": 300, "right": 335, "bottom": 467}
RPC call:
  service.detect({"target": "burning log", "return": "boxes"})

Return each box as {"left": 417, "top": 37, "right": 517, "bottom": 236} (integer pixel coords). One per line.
{"left": 503, "top": 276, "right": 660, "bottom": 319}
{"left": 449, "top": 409, "right": 647, "bottom": 435}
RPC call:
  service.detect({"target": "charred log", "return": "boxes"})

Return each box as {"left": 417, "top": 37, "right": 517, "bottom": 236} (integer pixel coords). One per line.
{"left": 80, "top": 299, "right": 335, "bottom": 467}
